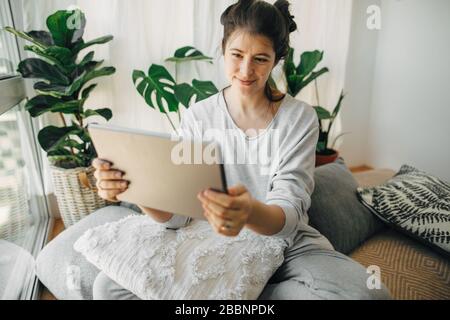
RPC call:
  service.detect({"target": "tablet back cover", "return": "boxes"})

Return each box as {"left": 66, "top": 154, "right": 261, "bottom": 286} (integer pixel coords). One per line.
{"left": 88, "top": 124, "right": 226, "bottom": 220}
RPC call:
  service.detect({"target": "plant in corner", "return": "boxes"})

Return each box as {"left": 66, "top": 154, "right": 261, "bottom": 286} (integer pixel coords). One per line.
{"left": 281, "top": 48, "right": 347, "bottom": 166}
{"left": 6, "top": 9, "right": 116, "bottom": 227}
{"left": 314, "top": 90, "right": 346, "bottom": 167}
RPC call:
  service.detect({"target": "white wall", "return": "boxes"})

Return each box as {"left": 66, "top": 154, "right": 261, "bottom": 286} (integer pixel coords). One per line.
{"left": 367, "top": 0, "right": 450, "bottom": 181}
{"left": 340, "top": 0, "right": 380, "bottom": 167}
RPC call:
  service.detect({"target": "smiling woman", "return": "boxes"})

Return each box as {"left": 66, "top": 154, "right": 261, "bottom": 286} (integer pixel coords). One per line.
{"left": 88, "top": 0, "right": 391, "bottom": 300}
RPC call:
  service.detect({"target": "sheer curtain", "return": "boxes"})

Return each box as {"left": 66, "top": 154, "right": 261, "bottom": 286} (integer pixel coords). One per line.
{"left": 19, "top": 0, "right": 353, "bottom": 191}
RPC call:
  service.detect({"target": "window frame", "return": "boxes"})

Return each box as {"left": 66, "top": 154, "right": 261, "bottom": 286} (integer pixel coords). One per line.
{"left": 0, "top": 0, "right": 54, "bottom": 300}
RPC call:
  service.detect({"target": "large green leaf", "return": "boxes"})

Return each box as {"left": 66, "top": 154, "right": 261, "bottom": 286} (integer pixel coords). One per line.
{"left": 297, "top": 50, "right": 324, "bottom": 79}
{"left": 38, "top": 125, "right": 81, "bottom": 152}
{"left": 18, "top": 58, "right": 70, "bottom": 85}
{"left": 332, "top": 90, "right": 345, "bottom": 118}
{"left": 24, "top": 45, "right": 74, "bottom": 71}
{"left": 132, "top": 64, "right": 178, "bottom": 113}
{"left": 46, "top": 9, "right": 86, "bottom": 48}
{"left": 34, "top": 66, "right": 115, "bottom": 98}
{"left": 72, "top": 35, "right": 113, "bottom": 54}
{"left": 79, "top": 51, "right": 94, "bottom": 66}
{"left": 283, "top": 48, "right": 329, "bottom": 97}
{"left": 83, "top": 66, "right": 116, "bottom": 84}
{"left": 81, "top": 84, "right": 97, "bottom": 99}
{"left": 34, "top": 71, "right": 85, "bottom": 97}
{"left": 165, "top": 46, "right": 213, "bottom": 63}
{"left": 5, "top": 27, "right": 48, "bottom": 49}
{"left": 174, "top": 79, "right": 218, "bottom": 108}
{"left": 25, "top": 96, "right": 82, "bottom": 117}
{"left": 313, "top": 106, "right": 333, "bottom": 120}
{"left": 26, "top": 31, "right": 54, "bottom": 46}
{"left": 299, "top": 67, "right": 329, "bottom": 93}
{"left": 25, "top": 95, "right": 60, "bottom": 117}
{"left": 83, "top": 108, "right": 112, "bottom": 120}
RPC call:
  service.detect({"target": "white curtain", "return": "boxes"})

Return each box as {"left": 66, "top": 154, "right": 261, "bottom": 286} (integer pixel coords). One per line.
{"left": 19, "top": 0, "right": 353, "bottom": 190}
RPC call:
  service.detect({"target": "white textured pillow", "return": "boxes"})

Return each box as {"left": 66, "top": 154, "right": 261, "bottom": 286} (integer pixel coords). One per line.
{"left": 74, "top": 215, "right": 287, "bottom": 300}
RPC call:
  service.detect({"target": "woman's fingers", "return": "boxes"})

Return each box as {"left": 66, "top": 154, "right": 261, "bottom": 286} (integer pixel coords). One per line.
{"left": 98, "top": 189, "right": 122, "bottom": 202}
{"left": 202, "top": 204, "right": 240, "bottom": 237}
{"left": 94, "top": 168, "right": 124, "bottom": 181}
{"left": 97, "top": 180, "right": 129, "bottom": 190}
{"left": 92, "top": 158, "right": 112, "bottom": 170}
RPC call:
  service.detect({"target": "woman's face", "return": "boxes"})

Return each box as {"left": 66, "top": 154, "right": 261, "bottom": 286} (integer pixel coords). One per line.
{"left": 223, "top": 30, "right": 276, "bottom": 97}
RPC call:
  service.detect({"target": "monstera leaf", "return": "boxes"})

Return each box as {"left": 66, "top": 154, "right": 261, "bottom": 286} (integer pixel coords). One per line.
{"left": 165, "top": 46, "right": 213, "bottom": 63}
{"left": 174, "top": 80, "right": 218, "bottom": 108}
{"left": 132, "top": 64, "right": 179, "bottom": 113}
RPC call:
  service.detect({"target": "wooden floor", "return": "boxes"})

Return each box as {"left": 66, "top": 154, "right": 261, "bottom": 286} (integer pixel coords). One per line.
{"left": 39, "top": 165, "right": 373, "bottom": 300}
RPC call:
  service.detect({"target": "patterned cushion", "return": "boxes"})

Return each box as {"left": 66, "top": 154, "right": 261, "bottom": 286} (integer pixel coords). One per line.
{"left": 357, "top": 165, "right": 450, "bottom": 257}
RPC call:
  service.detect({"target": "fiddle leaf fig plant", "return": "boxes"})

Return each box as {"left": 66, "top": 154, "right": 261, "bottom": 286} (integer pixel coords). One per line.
{"left": 6, "top": 9, "right": 115, "bottom": 169}
{"left": 133, "top": 46, "right": 218, "bottom": 132}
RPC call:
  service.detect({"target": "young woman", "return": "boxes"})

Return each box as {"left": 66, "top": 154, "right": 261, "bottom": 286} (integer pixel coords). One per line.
{"left": 91, "top": 0, "right": 391, "bottom": 300}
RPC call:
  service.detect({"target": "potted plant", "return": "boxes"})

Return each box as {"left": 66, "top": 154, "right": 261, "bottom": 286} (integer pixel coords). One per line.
{"left": 281, "top": 48, "right": 347, "bottom": 166}
{"left": 132, "top": 46, "right": 218, "bottom": 132}
{"left": 314, "top": 91, "right": 346, "bottom": 167}
{"left": 6, "top": 9, "right": 116, "bottom": 227}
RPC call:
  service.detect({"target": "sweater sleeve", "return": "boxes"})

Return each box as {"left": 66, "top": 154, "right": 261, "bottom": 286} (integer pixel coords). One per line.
{"left": 161, "top": 108, "right": 199, "bottom": 230}
{"left": 265, "top": 107, "right": 319, "bottom": 244}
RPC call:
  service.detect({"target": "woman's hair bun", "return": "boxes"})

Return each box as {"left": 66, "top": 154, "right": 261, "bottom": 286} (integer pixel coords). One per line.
{"left": 274, "top": 0, "right": 297, "bottom": 33}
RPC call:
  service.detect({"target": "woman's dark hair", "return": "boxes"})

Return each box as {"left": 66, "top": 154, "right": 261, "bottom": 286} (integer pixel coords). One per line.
{"left": 220, "top": 0, "right": 297, "bottom": 102}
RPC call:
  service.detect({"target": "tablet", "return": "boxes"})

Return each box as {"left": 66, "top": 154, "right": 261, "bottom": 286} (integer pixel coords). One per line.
{"left": 87, "top": 123, "right": 228, "bottom": 220}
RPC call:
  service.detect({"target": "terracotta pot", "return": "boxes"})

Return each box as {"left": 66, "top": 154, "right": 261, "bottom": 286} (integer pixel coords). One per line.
{"left": 315, "top": 150, "right": 339, "bottom": 167}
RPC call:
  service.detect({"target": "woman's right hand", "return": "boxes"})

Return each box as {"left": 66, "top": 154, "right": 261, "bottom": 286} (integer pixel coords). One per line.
{"left": 92, "top": 158, "right": 129, "bottom": 202}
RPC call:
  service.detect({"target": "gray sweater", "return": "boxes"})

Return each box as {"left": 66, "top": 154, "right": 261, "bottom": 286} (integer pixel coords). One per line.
{"left": 164, "top": 90, "right": 333, "bottom": 252}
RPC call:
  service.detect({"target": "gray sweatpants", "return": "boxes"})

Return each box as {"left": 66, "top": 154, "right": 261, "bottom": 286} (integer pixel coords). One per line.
{"left": 92, "top": 246, "right": 392, "bottom": 300}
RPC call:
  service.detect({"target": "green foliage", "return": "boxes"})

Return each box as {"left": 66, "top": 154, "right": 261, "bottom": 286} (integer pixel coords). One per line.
{"left": 314, "top": 91, "right": 345, "bottom": 154}
{"left": 278, "top": 47, "right": 346, "bottom": 154}
{"left": 6, "top": 9, "right": 115, "bottom": 168}
{"left": 283, "top": 48, "right": 329, "bottom": 97}
{"left": 133, "top": 46, "right": 218, "bottom": 132}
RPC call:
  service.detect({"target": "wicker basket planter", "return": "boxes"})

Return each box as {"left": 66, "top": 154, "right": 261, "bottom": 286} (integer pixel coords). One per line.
{"left": 0, "top": 171, "right": 32, "bottom": 243}
{"left": 50, "top": 165, "right": 111, "bottom": 228}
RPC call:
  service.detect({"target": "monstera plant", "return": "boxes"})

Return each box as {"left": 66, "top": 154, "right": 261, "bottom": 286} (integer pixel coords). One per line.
{"left": 6, "top": 9, "right": 116, "bottom": 227}
{"left": 132, "top": 46, "right": 218, "bottom": 132}
{"left": 6, "top": 9, "right": 115, "bottom": 169}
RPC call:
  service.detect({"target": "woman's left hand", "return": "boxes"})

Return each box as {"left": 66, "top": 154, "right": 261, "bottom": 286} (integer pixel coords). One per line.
{"left": 197, "top": 184, "right": 254, "bottom": 237}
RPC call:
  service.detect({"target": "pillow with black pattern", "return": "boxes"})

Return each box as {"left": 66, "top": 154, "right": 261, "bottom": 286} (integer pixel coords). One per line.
{"left": 356, "top": 165, "right": 450, "bottom": 257}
